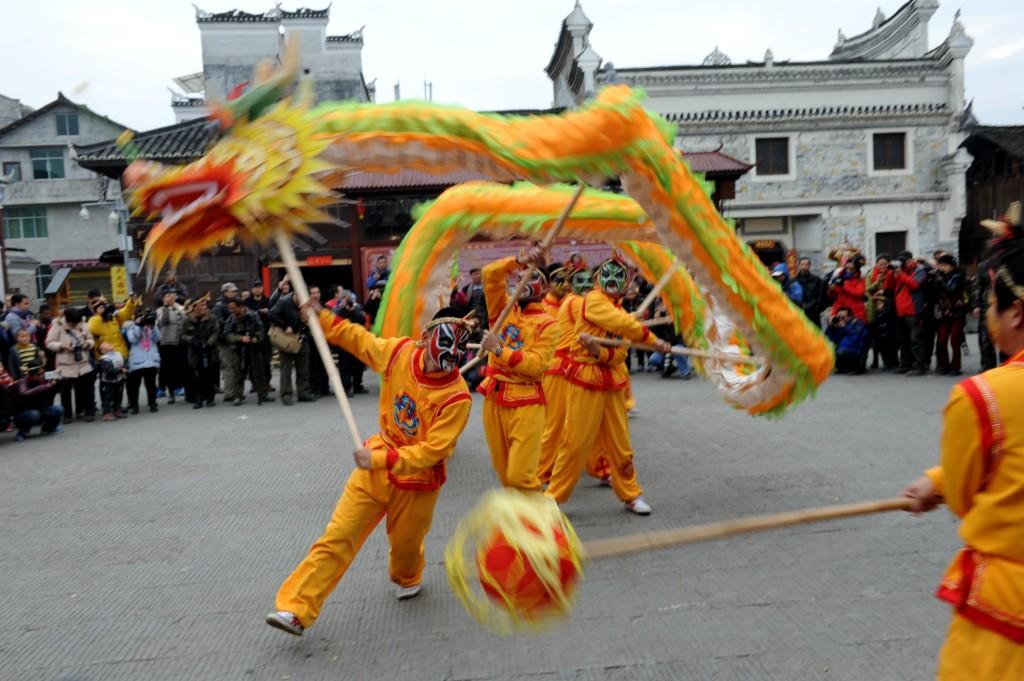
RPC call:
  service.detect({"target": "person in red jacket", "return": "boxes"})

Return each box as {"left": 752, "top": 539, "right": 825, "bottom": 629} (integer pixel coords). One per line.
{"left": 828, "top": 254, "right": 868, "bottom": 322}
{"left": 894, "top": 250, "right": 929, "bottom": 375}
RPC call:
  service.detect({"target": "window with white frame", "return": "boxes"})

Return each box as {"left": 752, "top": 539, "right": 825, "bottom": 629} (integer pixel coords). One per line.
{"left": 4, "top": 206, "right": 48, "bottom": 238}
{"left": 55, "top": 111, "right": 80, "bottom": 136}
{"left": 30, "top": 148, "right": 64, "bottom": 179}
{"left": 872, "top": 132, "right": 907, "bottom": 171}
{"left": 2, "top": 161, "right": 20, "bottom": 182}
{"left": 755, "top": 137, "right": 790, "bottom": 176}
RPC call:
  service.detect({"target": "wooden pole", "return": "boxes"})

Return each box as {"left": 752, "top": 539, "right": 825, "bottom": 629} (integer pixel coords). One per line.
{"left": 641, "top": 316, "right": 675, "bottom": 328}
{"left": 274, "top": 233, "right": 364, "bottom": 450}
{"left": 584, "top": 497, "right": 914, "bottom": 560}
{"left": 586, "top": 335, "right": 764, "bottom": 367}
{"left": 460, "top": 184, "right": 585, "bottom": 375}
{"left": 632, "top": 261, "right": 679, "bottom": 319}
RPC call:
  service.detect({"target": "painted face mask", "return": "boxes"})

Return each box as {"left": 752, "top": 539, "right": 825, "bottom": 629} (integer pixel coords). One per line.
{"left": 596, "top": 259, "right": 628, "bottom": 296}
{"left": 425, "top": 320, "right": 471, "bottom": 372}
{"left": 508, "top": 269, "right": 547, "bottom": 303}
{"left": 548, "top": 267, "right": 570, "bottom": 297}
{"left": 570, "top": 269, "right": 593, "bottom": 295}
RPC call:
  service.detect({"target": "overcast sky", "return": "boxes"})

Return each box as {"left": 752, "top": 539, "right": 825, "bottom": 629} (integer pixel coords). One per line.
{"left": 1, "top": 1, "right": 1021, "bottom": 131}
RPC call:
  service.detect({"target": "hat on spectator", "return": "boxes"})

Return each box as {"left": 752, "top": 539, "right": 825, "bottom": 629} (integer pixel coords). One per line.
{"left": 937, "top": 253, "right": 957, "bottom": 266}
{"left": 250, "top": 278, "right": 264, "bottom": 288}
{"left": 221, "top": 282, "right": 238, "bottom": 293}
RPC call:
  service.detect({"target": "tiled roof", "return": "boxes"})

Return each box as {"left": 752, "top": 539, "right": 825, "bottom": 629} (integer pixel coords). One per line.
{"left": 280, "top": 7, "right": 330, "bottom": 19}
{"left": 326, "top": 33, "right": 362, "bottom": 44}
{"left": 196, "top": 9, "right": 279, "bottom": 23}
{"left": 75, "top": 117, "right": 212, "bottom": 168}
{"left": 0, "top": 92, "right": 129, "bottom": 140}
{"left": 682, "top": 150, "right": 753, "bottom": 175}
{"left": 665, "top": 102, "right": 947, "bottom": 124}
{"left": 964, "top": 126, "right": 1024, "bottom": 161}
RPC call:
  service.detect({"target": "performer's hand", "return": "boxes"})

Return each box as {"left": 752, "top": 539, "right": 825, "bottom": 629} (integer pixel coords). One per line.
{"left": 653, "top": 338, "right": 672, "bottom": 355}
{"left": 297, "top": 301, "right": 321, "bottom": 324}
{"left": 900, "top": 475, "right": 941, "bottom": 514}
{"left": 353, "top": 447, "right": 373, "bottom": 469}
{"left": 480, "top": 330, "right": 502, "bottom": 355}
{"left": 517, "top": 246, "right": 546, "bottom": 269}
{"left": 578, "top": 333, "right": 601, "bottom": 357}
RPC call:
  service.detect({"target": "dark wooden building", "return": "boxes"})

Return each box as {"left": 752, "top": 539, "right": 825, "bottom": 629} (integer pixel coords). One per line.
{"left": 960, "top": 126, "right": 1024, "bottom": 266}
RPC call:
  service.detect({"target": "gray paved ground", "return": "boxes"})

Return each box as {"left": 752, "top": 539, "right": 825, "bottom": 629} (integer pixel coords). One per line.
{"left": 1, "top": 343, "right": 979, "bottom": 681}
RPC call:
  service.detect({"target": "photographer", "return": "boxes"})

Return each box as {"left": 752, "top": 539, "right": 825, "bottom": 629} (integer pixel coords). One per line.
{"left": 156, "top": 291, "right": 189, "bottom": 404}
{"left": 825, "top": 306, "right": 870, "bottom": 375}
{"left": 268, "top": 290, "right": 313, "bottom": 405}
{"left": 181, "top": 297, "right": 219, "bottom": 409}
{"left": 866, "top": 254, "right": 899, "bottom": 370}
{"left": 45, "top": 306, "right": 96, "bottom": 423}
{"left": 225, "top": 298, "right": 272, "bottom": 405}
{"left": 4, "top": 360, "right": 63, "bottom": 441}
{"left": 894, "top": 251, "right": 928, "bottom": 375}
{"left": 827, "top": 255, "right": 867, "bottom": 322}
{"left": 332, "top": 290, "right": 369, "bottom": 396}
{"left": 124, "top": 311, "right": 162, "bottom": 414}
{"left": 363, "top": 280, "right": 386, "bottom": 326}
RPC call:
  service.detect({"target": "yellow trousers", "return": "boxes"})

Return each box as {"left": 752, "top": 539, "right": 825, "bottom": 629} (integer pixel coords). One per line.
{"left": 275, "top": 468, "right": 440, "bottom": 628}
{"left": 937, "top": 614, "right": 1024, "bottom": 680}
{"left": 483, "top": 398, "right": 544, "bottom": 491}
{"left": 546, "top": 385, "right": 642, "bottom": 504}
{"left": 538, "top": 375, "right": 567, "bottom": 484}
{"left": 540, "top": 374, "right": 610, "bottom": 483}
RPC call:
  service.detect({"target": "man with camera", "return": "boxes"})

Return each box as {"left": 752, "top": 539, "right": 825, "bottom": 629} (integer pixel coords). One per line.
{"left": 268, "top": 288, "right": 314, "bottom": 406}
{"left": 45, "top": 306, "right": 96, "bottom": 423}
{"left": 894, "top": 250, "right": 929, "bottom": 375}
{"left": 223, "top": 298, "right": 273, "bottom": 406}
{"left": 825, "top": 306, "right": 870, "bottom": 375}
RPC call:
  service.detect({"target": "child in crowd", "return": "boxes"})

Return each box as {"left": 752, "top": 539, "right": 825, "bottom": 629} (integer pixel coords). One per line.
{"left": 98, "top": 342, "right": 127, "bottom": 421}
{"left": 11, "top": 328, "right": 42, "bottom": 378}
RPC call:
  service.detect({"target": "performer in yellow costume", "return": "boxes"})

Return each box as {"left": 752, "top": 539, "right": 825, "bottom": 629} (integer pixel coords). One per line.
{"left": 266, "top": 305, "right": 474, "bottom": 636}
{"left": 478, "top": 247, "right": 558, "bottom": 491}
{"left": 546, "top": 258, "right": 670, "bottom": 514}
{"left": 901, "top": 217, "right": 1024, "bottom": 679}
{"left": 539, "top": 267, "right": 610, "bottom": 484}
{"left": 541, "top": 265, "right": 570, "bottom": 318}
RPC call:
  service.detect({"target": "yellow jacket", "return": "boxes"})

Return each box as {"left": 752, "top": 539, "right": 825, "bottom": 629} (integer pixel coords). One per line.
{"left": 565, "top": 289, "right": 652, "bottom": 391}
{"left": 478, "top": 257, "right": 558, "bottom": 406}
{"left": 548, "top": 292, "right": 582, "bottom": 376}
{"left": 925, "top": 348, "right": 1024, "bottom": 644}
{"left": 88, "top": 298, "right": 137, "bottom": 359}
{"left": 319, "top": 310, "right": 471, "bottom": 491}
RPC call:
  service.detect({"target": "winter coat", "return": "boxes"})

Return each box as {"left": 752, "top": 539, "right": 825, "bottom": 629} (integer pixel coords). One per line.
{"left": 124, "top": 322, "right": 162, "bottom": 371}
{"left": 935, "top": 268, "right": 967, "bottom": 321}
{"left": 181, "top": 314, "right": 220, "bottom": 369}
{"left": 829, "top": 273, "right": 867, "bottom": 322}
{"left": 268, "top": 293, "right": 302, "bottom": 334}
{"left": 88, "top": 298, "right": 137, "bottom": 358}
{"left": 894, "top": 265, "right": 927, "bottom": 317}
{"left": 826, "top": 317, "right": 870, "bottom": 359}
{"left": 156, "top": 303, "right": 186, "bottom": 345}
{"left": 4, "top": 307, "right": 35, "bottom": 339}
{"left": 795, "top": 271, "right": 826, "bottom": 321}
{"left": 222, "top": 309, "right": 265, "bottom": 346}
{"left": 44, "top": 319, "right": 94, "bottom": 378}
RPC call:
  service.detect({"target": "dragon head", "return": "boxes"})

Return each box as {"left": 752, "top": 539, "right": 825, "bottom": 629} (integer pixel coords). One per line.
{"left": 124, "top": 42, "right": 339, "bottom": 277}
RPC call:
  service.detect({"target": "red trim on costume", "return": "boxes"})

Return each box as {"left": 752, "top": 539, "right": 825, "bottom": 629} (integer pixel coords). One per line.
{"left": 436, "top": 392, "right": 471, "bottom": 415}
{"left": 563, "top": 360, "right": 627, "bottom": 391}
{"left": 388, "top": 463, "right": 446, "bottom": 491}
{"left": 546, "top": 348, "right": 570, "bottom": 376}
{"left": 640, "top": 327, "right": 652, "bottom": 343}
{"left": 384, "top": 338, "right": 414, "bottom": 376}
{"left": 1004, "top": 348, "right": 1024, "bottom": 366}
{"left": 507, "top": 350, "right": 524, "bottom": 367}
{"left": 936, "top": 549, "right": 1024, "bottom": 644}
{"left": 959, "top": 375, "right": 1004, "bottom": 490}
{"left": 411, "top": 346, "right": 460, "bottom": 387}
{"left": 385, "top": 449, "right": 399, "bottom": 469}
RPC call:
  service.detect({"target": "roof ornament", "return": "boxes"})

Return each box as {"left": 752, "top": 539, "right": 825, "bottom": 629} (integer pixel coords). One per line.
{"left": 702, "top": 46, "right": 732, "bottom": 66}
{"left": 603, "top": 62, "right": 619, "bottom": 84}
{"left": 351, "top": 25, "right": 365, "bottom": 40}
{"left": 764, "top": 48, "right": 774, "bottom": 67}
{"left": 873, "top": 7, "right": 886, "bottom": 29}
{"left": 835, "top": 29, "right": 847, "bottom": 47}
{"left": 265, "top": 3, "right": 282, "bottom": 20}
{"left": 192, "top": 3, "right": 211, "bottom": 19}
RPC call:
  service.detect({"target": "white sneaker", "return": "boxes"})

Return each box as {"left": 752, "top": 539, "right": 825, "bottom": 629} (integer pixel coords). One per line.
{"left": 599, "top": 476, "right": 612, "bottom": 488}
{"left": 265, "top": 610, "right": 304, "bottom": 636}
{"left": 395, "top": 584, "right": 422, "bottom": 601}
{"left": 625, "top": 496, "right": 652, "bottom": 515}
{"left": 627, "top": 408, "right": 639, "bottom": 419}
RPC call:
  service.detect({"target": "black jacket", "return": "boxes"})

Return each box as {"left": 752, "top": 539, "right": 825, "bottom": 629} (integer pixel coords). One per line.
{"left": 795, "top": 272, "right": 826, "bottom": 320}
{"left": 268, "top": 293, "right": 302, "bottom": 332}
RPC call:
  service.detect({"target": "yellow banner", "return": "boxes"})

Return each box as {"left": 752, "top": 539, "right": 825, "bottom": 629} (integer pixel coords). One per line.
{"left": 110, "top": 266, "right": 129, "bottom": 301}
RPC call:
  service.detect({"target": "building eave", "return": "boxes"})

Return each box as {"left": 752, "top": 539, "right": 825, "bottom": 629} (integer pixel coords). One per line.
{"left": 0, "top": 92, "right": 131, "bottom": 140}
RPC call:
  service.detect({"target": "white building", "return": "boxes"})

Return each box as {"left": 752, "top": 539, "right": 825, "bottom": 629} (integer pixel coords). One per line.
{"left": 546, "top": 1, "right": 975, "bottom": 264}
{"left": 171, "top": 5, "right": 373, "bottom": 123}
{"left": 0, "top": 94, "right": 127, "bottom": 299}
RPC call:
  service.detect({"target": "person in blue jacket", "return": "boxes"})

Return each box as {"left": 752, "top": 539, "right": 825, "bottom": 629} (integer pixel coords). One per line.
{"left": 826, "top": 306, "right": 870, "bottom": 374}
{"left": 771, "top": 263, "right": 803, "bottom": 306}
